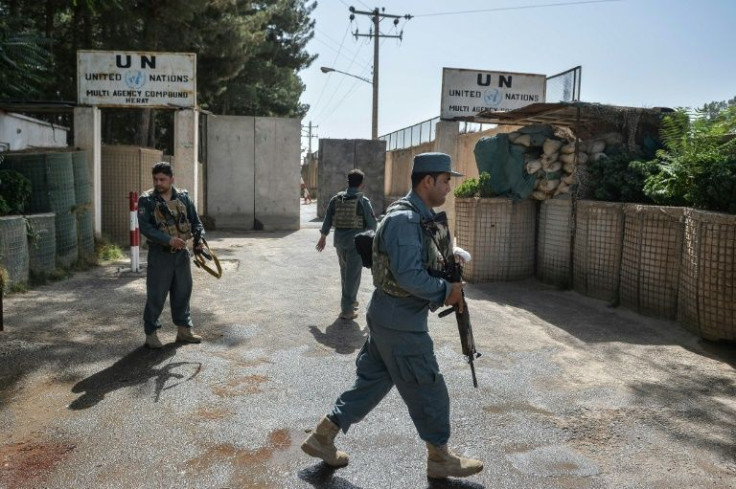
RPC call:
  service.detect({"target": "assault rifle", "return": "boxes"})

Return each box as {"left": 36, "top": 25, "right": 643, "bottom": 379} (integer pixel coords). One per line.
{"left": 438, "top": 262, "right": 481, "bottom": 388}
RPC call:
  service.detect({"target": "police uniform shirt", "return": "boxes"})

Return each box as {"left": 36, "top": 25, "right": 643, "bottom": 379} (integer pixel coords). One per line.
{"left": 138, "top": 186, "right": 204, "bottom": 246}
{"left": 367, "top": 190, "right": 451, "bottom": 332}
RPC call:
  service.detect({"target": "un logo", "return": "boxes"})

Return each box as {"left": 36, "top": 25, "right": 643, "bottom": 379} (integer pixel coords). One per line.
{"left": 125, "top": 70, "right": 146, "bottom": 89}
{"left": 483, "top": 89, "right": 502, "bottom": 107}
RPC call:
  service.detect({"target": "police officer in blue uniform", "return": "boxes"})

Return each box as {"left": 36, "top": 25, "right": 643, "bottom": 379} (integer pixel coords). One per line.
{"left": 302, "top": 153, "right": 484, "bottom": 480}
{"left": 316, "top": 169, "right": 377, "bottom": 319}
{"left": 138, "top": 162, "right": 205, "bottom": 349}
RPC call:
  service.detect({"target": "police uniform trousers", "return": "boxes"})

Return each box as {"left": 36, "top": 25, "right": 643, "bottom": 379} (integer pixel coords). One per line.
{"left": 143, "top": 245, "right": 194, "bottom": 334}
{"left": 335, "top": 240, "right": 363, "bottom": 313}
{"left": 328, "top": 316, "right": 451, "bottom": 446}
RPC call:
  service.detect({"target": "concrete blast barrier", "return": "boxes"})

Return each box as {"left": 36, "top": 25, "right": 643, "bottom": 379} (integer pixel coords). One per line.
{"left": 318, "top": 139, "right": 386, "bottom": 219}
{"left": 207, "top": 116, "right": 300, "bottom": 230}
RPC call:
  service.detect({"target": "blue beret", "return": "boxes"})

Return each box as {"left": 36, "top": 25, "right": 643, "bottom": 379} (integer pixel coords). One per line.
{"left": 411, "top": 152, "right": 463, "bottom": 176}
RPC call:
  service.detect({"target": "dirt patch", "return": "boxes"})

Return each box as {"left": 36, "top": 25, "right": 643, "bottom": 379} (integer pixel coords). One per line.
{"left": 211, "top": 375, "right": 269, "bottom": 397}
{"left": 0, "top": 441, "right": 76, "bottom": 488}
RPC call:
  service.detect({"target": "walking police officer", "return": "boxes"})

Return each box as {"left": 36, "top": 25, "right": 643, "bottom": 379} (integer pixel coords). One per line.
{"left": 316, "top": 169, "right": 377, "bottom": 319}
{"left": 138, "top": 162, "right": 204, "bottom": 349}
{"left": 302, "top": 153, "right": 484, "bottom": 480}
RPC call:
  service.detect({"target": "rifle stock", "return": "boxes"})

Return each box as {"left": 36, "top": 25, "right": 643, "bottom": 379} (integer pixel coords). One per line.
{"left": 439, "top": 263, "right": 480, "bottom": 388}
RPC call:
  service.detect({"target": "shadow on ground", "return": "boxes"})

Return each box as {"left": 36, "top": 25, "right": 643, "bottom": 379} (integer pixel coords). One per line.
{"left": 308, "top": 319, "right": 367, "bottom": 355}
{"left": 69, "top": 343, "right": 201, "bottom": 409}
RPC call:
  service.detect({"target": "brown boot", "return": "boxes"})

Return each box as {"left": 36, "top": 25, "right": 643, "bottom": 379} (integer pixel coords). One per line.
{"left": 176, "top": 326, "right": 202, "bottom": 343}
{"left": 301, "top": 416, "right": 349, "bottom": 467}
{"left": 426, "top": 443, "right": 483, "bottom": 479}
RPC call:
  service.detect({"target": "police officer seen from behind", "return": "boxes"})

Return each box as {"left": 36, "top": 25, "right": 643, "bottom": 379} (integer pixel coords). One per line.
{"left": 138, "top": 162, "right": 205, "bottom": 349}
{"left": 302, "top": 153, "right": 484, "bottom": 480}
{"left": 316, "top": 169, "right": 377, "bottom": 319}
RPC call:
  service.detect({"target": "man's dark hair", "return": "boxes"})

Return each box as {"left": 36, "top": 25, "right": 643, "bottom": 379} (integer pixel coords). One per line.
{"left": 152, "top": 161, "right": 173, "bottom": 177}
{"left": 347, "top": 169, "right": 365, "bottom": 188}
{"left": 411, "top": 172, "right": 442, "bottom": 190}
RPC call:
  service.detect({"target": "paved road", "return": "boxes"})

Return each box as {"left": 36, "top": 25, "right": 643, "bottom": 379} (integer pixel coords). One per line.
{"left": 1, "top": 201, "right": 735, "bottom": 489}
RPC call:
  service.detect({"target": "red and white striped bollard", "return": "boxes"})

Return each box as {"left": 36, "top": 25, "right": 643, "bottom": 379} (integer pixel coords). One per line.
{"left": 130, "top": 192, "right": 140, "bottom": 272}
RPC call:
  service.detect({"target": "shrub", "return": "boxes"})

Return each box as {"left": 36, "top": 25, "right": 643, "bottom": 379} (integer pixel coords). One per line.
{"left": 643, "top": 105, "right": 736, "bottom": 213}
{"left": 0, "top": 169, "right": 32, "bottom": 215}
{"left": 454, "top": 172, "right": 495, "bottom": 198}
{"left": 587, "top": 152, "right": 656, "bottom": 203}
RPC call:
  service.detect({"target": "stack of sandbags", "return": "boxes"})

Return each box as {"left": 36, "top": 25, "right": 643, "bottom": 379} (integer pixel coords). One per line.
{"left": 514, "top": 131, "right": 624, "bottom": 201}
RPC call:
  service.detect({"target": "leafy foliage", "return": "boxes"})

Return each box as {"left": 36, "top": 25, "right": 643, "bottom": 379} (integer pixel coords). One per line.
{"left": 642, "top": 105, "right": 736, "bottom": 213}
{"left": 0, "top": 169, "right": 32, "bottom": 215}
{"left": 587, "top": 152, "right": 656, "bottom": 203}
{"left": 0, "top": 10, "right": 53, "bottom": 100}
{"left": 454, "top": 172, "right": 495, "bottom": 198}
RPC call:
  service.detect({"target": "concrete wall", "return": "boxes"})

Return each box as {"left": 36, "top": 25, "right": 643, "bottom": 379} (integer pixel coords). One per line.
{"left": 254, "top": 117, "right": 301, "bottom": 230}
{"left": 207, "top": 115, "right": 300, "bottom": 230}
{"left": 318, "top": 139, "right": 386, "bottom": 218}
{"left": 0, "top": 111, "right": 68, "bottom": 152}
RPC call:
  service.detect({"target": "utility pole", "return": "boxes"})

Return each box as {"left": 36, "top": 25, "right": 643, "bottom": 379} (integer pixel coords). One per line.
{"left": 350, "top": 7, "right": 412, "bottom": 140}
{"left": 301, "top": 121, "right": 318, "bottom": 161}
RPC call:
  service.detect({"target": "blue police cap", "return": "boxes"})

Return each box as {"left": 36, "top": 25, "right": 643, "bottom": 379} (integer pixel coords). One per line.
{"left": 411, "top": 152, "right": 463, "bottom": 176}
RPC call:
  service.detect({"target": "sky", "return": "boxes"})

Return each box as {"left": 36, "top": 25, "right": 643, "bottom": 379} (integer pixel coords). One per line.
{"left": 298, "top": 0, "right": 736, "bottom": 154}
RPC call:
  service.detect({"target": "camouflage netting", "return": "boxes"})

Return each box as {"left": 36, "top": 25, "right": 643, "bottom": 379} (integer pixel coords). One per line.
{"left": 573, "top": 200, "right": 625, "bottom": 303}
{"left": 678, "top": 209, "right": 736, "bottom": 342}
{"left": 536, "top": 198, "right": 573, "bottom": 287}
{"left": 26, "top": 213, "right": 56, "bottom": 277}
{"left": 620, "top": 205, "right": 684, "bottom": 320}
{"left": 0, "top": 216, "right": 29, "bottom": 288}
{"left": 72, "top": 151, "right": 95, "bottom": 259}
{"left": 455, "top": 198, "right": 536, "bottom": 282}
{"left": 3, "top": 151, "right": 78, "bottom": 267}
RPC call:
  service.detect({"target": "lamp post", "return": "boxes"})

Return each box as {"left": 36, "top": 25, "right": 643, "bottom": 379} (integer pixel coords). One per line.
{"left": 320, "top": 66, "right": 377, "bottom": 139}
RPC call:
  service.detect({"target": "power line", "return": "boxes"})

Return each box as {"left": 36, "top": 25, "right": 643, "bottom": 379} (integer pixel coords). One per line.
{"left": 414, "top": 0, "right": 621, "bottom": 18}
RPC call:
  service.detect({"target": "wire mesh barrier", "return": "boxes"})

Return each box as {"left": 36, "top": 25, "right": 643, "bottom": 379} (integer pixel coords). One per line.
{"left": 455, "top": 198, "right": 536, "bottom": 282}
{"left": 573, "top": 201, "right": 625, "bottom": 303}
{"left": 72, "top": 151, "right": 95, "bottom": 260}
{"left": 619, "top": 205, "right": 684, "bottom": 320}
{"left": 101, "top": 146, "right": 163, "bottom": 246}
{"left": 678, "top": 209, "right": 736, "bottom": 342}
{"left": 536, "top": 198, "right": 573, "bottom": 287}
{"left": 26, "top": 213, "right": 57, "bottom": 279}
{"left": 4, "top": 151, "right": 78, "bottom": 268}
{"left": 545, "top": 66, "right": 582, "bottom": 104}
{"left": 0, "top": 216, "right": 29, "bottom": 288}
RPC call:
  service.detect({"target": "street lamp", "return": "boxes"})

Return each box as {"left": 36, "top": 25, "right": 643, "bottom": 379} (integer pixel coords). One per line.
{"left": 320, "top": 66, "right": 377, "bottom": 140}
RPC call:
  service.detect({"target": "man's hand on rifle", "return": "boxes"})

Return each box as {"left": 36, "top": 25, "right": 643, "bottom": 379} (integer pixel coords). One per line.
{"left": 445, "top": 282, "right": 464, "bottom": 314}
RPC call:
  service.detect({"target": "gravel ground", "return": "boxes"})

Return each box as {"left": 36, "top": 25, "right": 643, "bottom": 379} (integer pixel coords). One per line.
{"left": 1, "top": 202, "right": 734, "bottom": 489}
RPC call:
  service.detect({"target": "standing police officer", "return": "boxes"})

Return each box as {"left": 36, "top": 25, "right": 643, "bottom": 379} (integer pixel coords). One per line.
{"left": 316, "top": 169, "right": 377, "bottom": 319}
{"left": 138, "top": 162, "right": 204, "bottom": 349}
{"left": 302, "top": 153, "right": 484, "bottom": 480}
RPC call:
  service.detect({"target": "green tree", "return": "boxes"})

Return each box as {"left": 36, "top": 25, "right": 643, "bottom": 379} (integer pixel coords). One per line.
{"left": 205, "top": 0, "right": 317, "bottom": 117}
{"left": 643, "top": 104, "right": 736, "bottom": 213}
{"left": 0, "top": 5, "right": 52, "bottom": 100}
